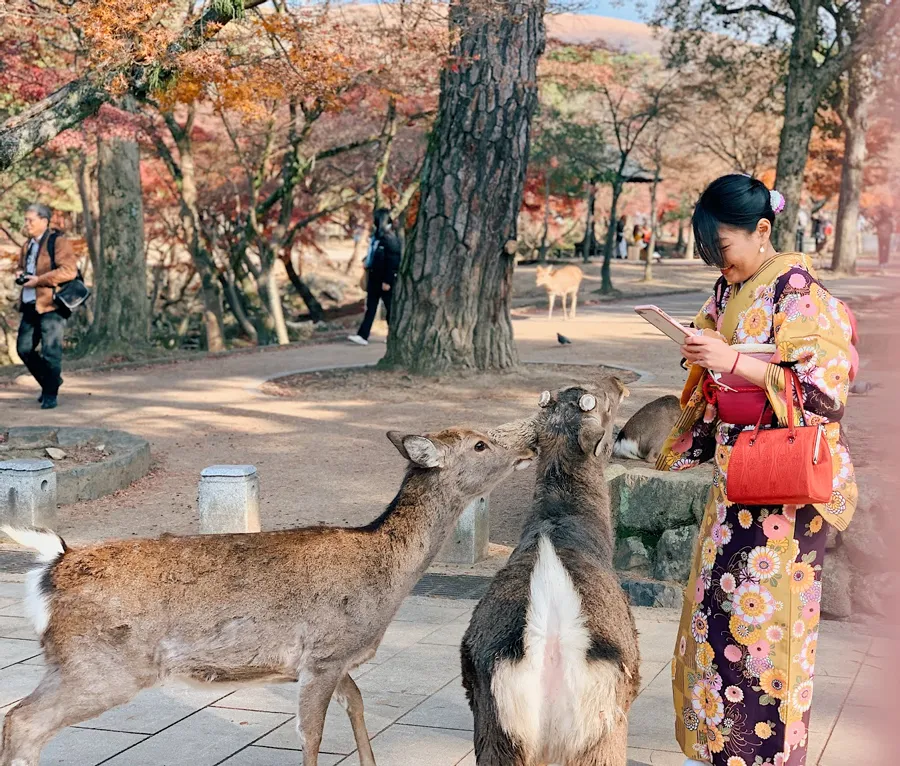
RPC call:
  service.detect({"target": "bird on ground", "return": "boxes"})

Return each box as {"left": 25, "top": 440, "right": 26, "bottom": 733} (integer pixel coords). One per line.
{"left": 557, "top": 333, "right": 572, "bottom": 345}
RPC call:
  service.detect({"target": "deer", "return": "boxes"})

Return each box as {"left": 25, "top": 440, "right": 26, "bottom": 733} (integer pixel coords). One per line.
{"left": 461, "top": 379, "right": 641, "bottom": 766}
{"left": 0, "top": 427, "right": 534, "bottom": 766}
{"left": 535, "top": 264, "right": 584, "bottom": 321}
{"left": 612, "top": 394, "right": 682, "bottom": 463}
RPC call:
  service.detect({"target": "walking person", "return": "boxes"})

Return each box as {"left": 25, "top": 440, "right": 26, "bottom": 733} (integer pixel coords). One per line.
{"left": 657, "top": 175, "right": 858, "bottom": 766}
{"left": 348, "top": 208, "right": 402, "bottom": 346}
{"left": 15, "top": 203, "right": 77, "bottom": 409}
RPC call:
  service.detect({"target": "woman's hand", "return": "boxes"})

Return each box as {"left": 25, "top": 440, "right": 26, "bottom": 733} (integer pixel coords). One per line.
{"left": 382, "top": 283, "right": 391, "bottom": 292}
{"left": 21, "top": 275, "right": 39, "bottom": 289}
{"left": 681, "top": 333, "right": 738, "bottom": 374}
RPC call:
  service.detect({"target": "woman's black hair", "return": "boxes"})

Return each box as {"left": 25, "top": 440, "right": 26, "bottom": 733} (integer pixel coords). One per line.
{"left": 692, "top": 174, "right": 775, "bottom": 267}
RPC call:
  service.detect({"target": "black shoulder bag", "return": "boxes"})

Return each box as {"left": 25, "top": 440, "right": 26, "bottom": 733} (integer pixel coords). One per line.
{"left": 47, "top": 231, "right": 91, "bottom": 318}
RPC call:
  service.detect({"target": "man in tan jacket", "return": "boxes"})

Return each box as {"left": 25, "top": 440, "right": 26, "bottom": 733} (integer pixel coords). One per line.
{"left": 15, "top": 203, "right": 78, "bottom": 409}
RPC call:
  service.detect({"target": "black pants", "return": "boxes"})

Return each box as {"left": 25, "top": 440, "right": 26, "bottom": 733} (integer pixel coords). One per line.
{"left": 17, "top": 305, "right": 66, "bottom": 396}
{"left": 357, "top": 281, "right": 393, "bottom": 341}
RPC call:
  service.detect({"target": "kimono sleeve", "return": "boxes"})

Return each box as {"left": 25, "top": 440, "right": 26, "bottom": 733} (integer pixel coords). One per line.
{"left": 764, "top": 268, "right": 853, "bottom": 425}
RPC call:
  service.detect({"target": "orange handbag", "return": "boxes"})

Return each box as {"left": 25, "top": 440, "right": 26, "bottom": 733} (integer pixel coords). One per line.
{"left": 726, "top": 371, "right": 833, "bottom": 506}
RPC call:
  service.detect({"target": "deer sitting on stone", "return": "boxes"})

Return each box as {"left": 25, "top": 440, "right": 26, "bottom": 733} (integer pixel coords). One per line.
{"left": 0, "top": 428, "right": 534, "bottom": 766}
{"left": 462, "top": 380, "right": 641, "bottom": 766}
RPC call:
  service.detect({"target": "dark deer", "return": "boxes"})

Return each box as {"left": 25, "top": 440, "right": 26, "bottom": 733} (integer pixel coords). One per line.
{"left": 463, "top": 380, "right": 640, "bottom": 766}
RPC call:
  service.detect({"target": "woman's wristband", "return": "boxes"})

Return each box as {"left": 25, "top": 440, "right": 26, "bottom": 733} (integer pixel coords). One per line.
{"left": 730, "top": 351, "right": 741, "bottom": 375}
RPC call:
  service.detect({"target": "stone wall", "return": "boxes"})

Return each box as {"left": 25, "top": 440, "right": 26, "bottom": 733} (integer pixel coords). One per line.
{"left": 607, "top": 463, "right": 898, "bottom": 620}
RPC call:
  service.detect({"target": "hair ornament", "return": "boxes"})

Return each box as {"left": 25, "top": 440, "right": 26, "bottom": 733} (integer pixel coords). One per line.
{"left": 770, "top": 189, "right": 786, "bottom": 215}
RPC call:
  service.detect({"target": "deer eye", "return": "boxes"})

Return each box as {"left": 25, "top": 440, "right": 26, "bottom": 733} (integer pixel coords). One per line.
{"left": 474, "top": 441, "right": 487, "bottom": 452}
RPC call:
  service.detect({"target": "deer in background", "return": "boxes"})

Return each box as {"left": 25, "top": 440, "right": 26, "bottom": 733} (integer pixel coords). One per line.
{"left": 536, "top": 264, "right": 584, "bottom": 321}
{"left": 462, "top": 380, "right": 640, "bottom": 766}
{"left": 0, "top": 428, "right": 534, "bottom": 766}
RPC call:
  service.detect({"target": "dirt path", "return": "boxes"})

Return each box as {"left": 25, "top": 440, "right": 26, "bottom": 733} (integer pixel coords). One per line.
{"left": 0, "top": 261, "right": 895, "bottom": 547}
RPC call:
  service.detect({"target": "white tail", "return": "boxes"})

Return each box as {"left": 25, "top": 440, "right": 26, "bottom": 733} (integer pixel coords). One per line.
{"left": 2, "top": 527, "right": 66, "bottom": 563}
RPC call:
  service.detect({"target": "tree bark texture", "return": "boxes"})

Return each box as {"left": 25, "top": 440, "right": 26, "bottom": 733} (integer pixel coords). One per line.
{"left": 581, "top": 182, "right": 596, "bottom": 262}
{"left": 773, "top": 1, "right": 833, "bottom": 250}
{"left": 644, "top": 170, "right": 659, "bottom": 282}
{"left": 382, "top": 0, "right": 546, "bottom": 374}
{"left": 600, "top": 182, "right": 623, "bottom": 293}
{"left": 832, "top": 54, "right": 874, "bottom": 274}
{"left": 88, "top": 138, "right": 150, "bottom": 351}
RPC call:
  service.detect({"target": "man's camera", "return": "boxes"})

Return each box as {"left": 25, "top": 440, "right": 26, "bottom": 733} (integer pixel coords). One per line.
{"left": 15, "top": 274, "right": 30, "bottom": 286}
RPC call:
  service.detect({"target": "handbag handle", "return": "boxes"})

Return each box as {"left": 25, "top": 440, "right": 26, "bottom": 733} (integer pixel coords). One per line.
{"left": 748, "top": 369, "right": 806, "bottom": 444}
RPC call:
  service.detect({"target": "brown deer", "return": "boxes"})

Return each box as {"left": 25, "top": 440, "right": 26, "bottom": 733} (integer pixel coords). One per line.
{"left": 612, "top": 394, "right": 682, "bottom": 463}
{"left": 535, "top": 265, "right": 584, "bottom": 321}
{"left": 462, "top": 380, "right": 640, "bottom": 766}
{"left": 0, "top": 428, "right": 534, "bottom": 766}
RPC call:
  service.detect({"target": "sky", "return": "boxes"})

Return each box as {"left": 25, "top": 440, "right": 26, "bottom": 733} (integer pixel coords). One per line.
{"left": 578, "top": 0, "right": 648, "bottom": 22}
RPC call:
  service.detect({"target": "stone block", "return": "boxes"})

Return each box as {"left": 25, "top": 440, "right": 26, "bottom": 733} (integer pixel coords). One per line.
{"left": 198, "top": 465, "right": 260, "bottom": 534}
{"left": 5, "top": 427, "right": 58, "bottom": 449}
{"left": 0, "top": 459, "right": 57, "bottom": 527}
{"left": 653, "top": 525, "right": 699, "bottom": 583}
{"left": 614, "top": 537, "right": 652, "bottom": 573}
{"left": 821, "top": 547, "right": 853, "bottom": 619}
{"left": 620, "top": 578, "right": 683, "bottom": 608}
{"left": 851, "top": 570, "right": 900, "bottom": 618}
{"left": 437, "top": 496, "right": 488, "bottom": 565}
{"left": 611, "top": 464, "right": 712, "bottom": 533}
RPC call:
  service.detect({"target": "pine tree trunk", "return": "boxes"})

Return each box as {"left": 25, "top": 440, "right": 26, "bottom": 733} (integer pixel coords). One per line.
{"left": 382, "top": 0, "right": 546, "bottom": 374}
{"left": 832, "top": 54, "right": 874, "bottom": 274}
{"left": 539, "top": 174, "right": 551, "bottom": 263}
{"left": 600, "top": 182, "right": 622, "bottom": 293}
{"left": 773, "top": 3, "right": 829, "bottom": 251}
{"left": 87, "top": 138, "right": 150, "bottom": 352}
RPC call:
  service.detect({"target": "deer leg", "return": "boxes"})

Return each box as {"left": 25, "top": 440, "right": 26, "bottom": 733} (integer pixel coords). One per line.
{"left": 548, "top": 294, "right": 555, "bottom": 321}
{"left": 335, "top": 675, "right": 376, "bottom": 766}
{"left": 562, "top": 292, "right": 569, "bottom": 320}
{"left": 1, "top": 664, "right": 145, "bottom": 766}
{"left": 297, "top": 668, "right": 343, "bottom": 766}
{"left": 571, "top": 290, "right": 578, "bottom": 318}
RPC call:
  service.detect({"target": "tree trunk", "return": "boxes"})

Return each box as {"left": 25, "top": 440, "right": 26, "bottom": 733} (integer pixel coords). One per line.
{"left": 772, "top": 5, "right": 830, "bottom": 251}
{"left": 685, "top": 220, "right": 695, "bottom": 259}
{"left": 582, "top": 181, "right": 596, "bottom": 262}
{"left": 832, "top": 54, "right": 875, "bottom": 274}
{"left": 643, "top": 170, "right": 659, "bottom": 282}
{"left": 86, "top": 138, "right": 150, "bottom": 352}
{"left": 600, "top": 182, "right": 623, "bottom": 293}
{"left": 262, "top": 263, "right": 290, "bottom": 345}
{"left": 877, "top": 220, "right": 892, "bottom": 265}
{"left": 676, "top": 219, "right": 684, "bottom": 254}
{"left": 219, "top": 273, "right": 258, "bottom": 343}
{"left": 382, "top": 0, "right": 546, "bottom": 374}
{"left": 539, "top": 174, "right": 551, "bottom": 262}
{"left": 282, "top": 255, "right": 325, "bottom": 323}
{"left": 173, "top": 124, "right": 227, "bottom": 352}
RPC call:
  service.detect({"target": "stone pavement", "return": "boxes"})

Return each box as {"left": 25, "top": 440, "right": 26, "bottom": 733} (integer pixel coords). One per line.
{"left": 0, "top": 579, "right": 888, "bottom": 766}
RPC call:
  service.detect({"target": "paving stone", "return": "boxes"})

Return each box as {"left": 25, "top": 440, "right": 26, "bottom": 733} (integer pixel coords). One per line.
{"left": 627, "top": 747, "right": 686, "bottom": 765}
{"left": 369, "top": 723, "right": 473, "bottom": 766}
{"left": 40, "top": 726, "right": 146, "bottom": 765}
{"left": 77, "top": 684, "right": 235, "bottom": 735}
{"left": 373, "top": 621, "right": 447, "bottom": 664}
{"left": 819, "top": 704, "right": 888, "bottom": 766}
{"left": 0, "top": 637, "right": 41, "bottom": 669}
{"left": 400, "top": 681, "right": 473, "bottom": 731}
{"left": 815, "top": 627, "right": 871, "bottom": 679}
{"left": 0, "top": 601, "right": 26, "bottom": 618}
{"left": 638, "top": 661, "right": 669, "bottom": 694}
{"left": 356, "top": 643, "right": 463, "bottom": 697}
{"left": 101, "top": 707, "right": 291, "bottom": 765}
{"left": 0, "top": 616, "right": 37, "bottom": 640}
{"left": 419, "top": 620, "right": 469, "bottom": 647}
{"left": 0, "top": 582, "right": 25, "bottom": 600}
{"left": 219, "top": 745, "right": 343, "bottom": 765}
{"left": 249, "top": 690, "right": 424, "bottom": 755}
{"left": 0, "top": 662, "right": 46, "bottom": 707}
{"left": 626, "top": 669, "right": 681, "bottom": 754}
{"left": 392, "top": 598, "right": 469, "bottom": 625}
{"left": 808, "top": 676, "right": 852, "bottom": 734}
{"left": 636, "top": 618, "right": 679, "bottom": 664}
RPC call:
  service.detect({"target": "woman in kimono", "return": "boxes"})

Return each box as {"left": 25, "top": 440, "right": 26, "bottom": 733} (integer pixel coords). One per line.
{"left": 658, "top": 175, "right": 858, "bottom": 766}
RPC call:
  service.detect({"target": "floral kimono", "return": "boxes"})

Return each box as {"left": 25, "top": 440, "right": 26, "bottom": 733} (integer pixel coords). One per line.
{"left": 657, "top": 253, "right": 858, "bottom": 766}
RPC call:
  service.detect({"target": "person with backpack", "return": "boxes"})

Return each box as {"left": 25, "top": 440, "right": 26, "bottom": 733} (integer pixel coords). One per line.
{"left": 15, "top": 203, "right": 78, "bottom": 409}
{"left": 347, "top": 208, "right": 402, "bottom": 346}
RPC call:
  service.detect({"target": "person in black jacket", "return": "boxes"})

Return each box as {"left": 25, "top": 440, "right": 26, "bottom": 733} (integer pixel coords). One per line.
{"left": 348, "top": 208, "right": 402, "bottom": 346}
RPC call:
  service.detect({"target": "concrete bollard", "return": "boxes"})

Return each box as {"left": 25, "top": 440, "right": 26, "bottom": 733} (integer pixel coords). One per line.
{"left": 438, "top": 496, "right": 489, "bottom": 565}
{"left": 0, "top": 459, "right": 57, "bottom": 528}
{"left": 198, "top": 465, "right": 260, "bottom": 534}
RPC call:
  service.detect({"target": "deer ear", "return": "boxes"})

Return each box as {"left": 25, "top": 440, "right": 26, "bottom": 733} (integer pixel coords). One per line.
{"left": 387, "top": 432, "right": 444, "bottom": 468}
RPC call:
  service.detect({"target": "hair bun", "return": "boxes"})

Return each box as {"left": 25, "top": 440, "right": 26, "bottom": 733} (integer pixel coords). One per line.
{"left": 770, "top": 189, "right": 786, "bottom": 215}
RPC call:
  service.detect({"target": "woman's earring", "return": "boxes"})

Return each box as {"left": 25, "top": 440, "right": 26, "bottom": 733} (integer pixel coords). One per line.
{"left": 759, "top": 246, "right": 765, "bottom": 253}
